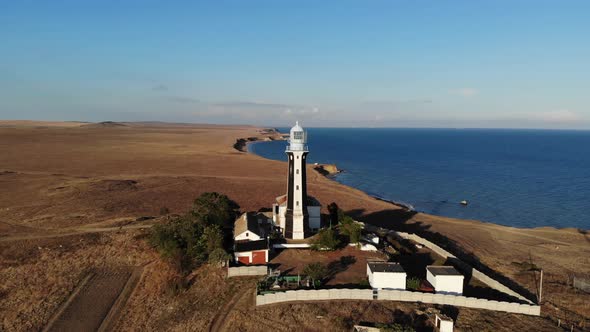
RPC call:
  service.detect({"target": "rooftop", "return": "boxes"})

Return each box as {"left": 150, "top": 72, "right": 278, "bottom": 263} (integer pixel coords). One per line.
{"left": 234, "top": 212, "right": 259, "bottom": 236}
{"left": 427, "top": 265, "right": 463, "bottom": 276}
{"left": 368, "top": 262, "right": 405, "bottom": 273}
{"left": 234, "top": 212, "right": 271, "bottom": 237}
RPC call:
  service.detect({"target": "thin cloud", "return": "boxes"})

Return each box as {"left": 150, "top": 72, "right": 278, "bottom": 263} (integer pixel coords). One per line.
{"left": 361, "top": 99, "right": 433, "bottom": 106}
{"left": 152, "top": 84, "right": 169, "bottom": 91}
{"left": 284, "top": 107, "right": 320, "bottom": 115}
{"left": 450, "top": 88, "right": 478, "bottom": 97}
{"left": 167, "top": 96, "right": 201, "bottom": 104}
{"left": 212, "top": 101, "right": 293, "bottom": 109}
{"left": 537, "top": 109, "right": 581, "bottom": 124}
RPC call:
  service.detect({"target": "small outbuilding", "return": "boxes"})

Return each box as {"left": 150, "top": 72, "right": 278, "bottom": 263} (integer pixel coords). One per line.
{"left": 426, "top": 265, "right": 464, "bottom": 295}
{"left": 234, "top": 239, "right": 269, "bottom": 265}
{"left": 434, "top": 313, "right": 454, "bottom": 332}
{"left": 366, "top": 262, "right": 406, "bottom": 290}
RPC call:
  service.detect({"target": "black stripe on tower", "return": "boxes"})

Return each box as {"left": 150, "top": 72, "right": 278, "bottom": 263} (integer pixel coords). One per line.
{"left": 285, "top": 152, "right": 294, "bottom": 238}
{"left": 301, "top": 152, "right": 310, "bottom": 237}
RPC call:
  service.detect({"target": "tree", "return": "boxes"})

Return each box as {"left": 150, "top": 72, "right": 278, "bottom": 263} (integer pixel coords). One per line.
{"left": 201, "top": 225, "right": 224, "bottom": 252}
{"left": 149, "top": 193, "right": 238, "bottom": 275}
{"left": 339, "top": 215, "right": 362, "bottom": 244}
{"left": 191, "top": 192, "right": 239, "bottom": 229}
{"left": 208, "top": 248, "right": 231, "bottom": 266}
{"left": 303, "top": 262, "right": 328, "bottom": 288}
{"left": 327, "top": 202, "right": 339, "bottom": 227}
{"left": 311, "top": 227, "right": 340, "bottom": 250}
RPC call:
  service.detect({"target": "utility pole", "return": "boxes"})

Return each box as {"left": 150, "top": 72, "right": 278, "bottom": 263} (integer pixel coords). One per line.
{"left": 539, "top": 269, "right": 543, "bottom": 304}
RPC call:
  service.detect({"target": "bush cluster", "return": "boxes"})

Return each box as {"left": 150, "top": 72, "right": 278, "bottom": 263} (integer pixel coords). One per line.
{"left": 339, "top": 215, "right": 362, "bottom": 244}
{"left": 149, "top": 192, "right": 236, "bottom": 273}
{"left": 311, "top": 227, "right": 340, "bottom": 250}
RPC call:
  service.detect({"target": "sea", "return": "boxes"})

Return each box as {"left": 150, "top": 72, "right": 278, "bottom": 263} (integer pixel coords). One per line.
{"left": 248, "top": 128, "right": 590, "bottom": 230}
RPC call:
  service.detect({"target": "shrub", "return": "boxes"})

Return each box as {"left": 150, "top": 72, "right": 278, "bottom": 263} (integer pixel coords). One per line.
{"left": 208, "top": 248, "right": 231, "bottom": 266}
{"left": 340, "top": 219, "right": 362, "bottom": 244}
{"left": 164, "top": 274, "right": 189, "bottom": 297}
{"left": 311, "top": 227, "right": 340, "bottom": 250}
{"left": 149, "top": 215, "right": 206, "bottom": 273}
{"left": 358, "top": 278, "right": 371, "bottom": 288}
{"left": 406, "top": 277, "right": 420, "bottom": 290}
{"left": 149, "top": 192, "right": 237, "bottom": 274}
{"left": 201, "top": 225, "right": 224, "bottom": 252}
{"left": 303, "top": 262, "right": 328, "bottom": 288}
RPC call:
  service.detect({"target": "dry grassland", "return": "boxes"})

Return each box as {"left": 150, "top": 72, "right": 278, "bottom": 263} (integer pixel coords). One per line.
{"left": 0, "top": 121, "right": 589, "bottom": 331}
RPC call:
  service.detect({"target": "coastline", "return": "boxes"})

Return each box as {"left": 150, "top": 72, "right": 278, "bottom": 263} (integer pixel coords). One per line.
{"left": 245, "top": 128, "right": 588, "bottom": 232}
{"left": 2, "top": 121, "right": 589, "bottom": 329}
{"left": 244, "top": 130, "right": 441, "bottom": 222}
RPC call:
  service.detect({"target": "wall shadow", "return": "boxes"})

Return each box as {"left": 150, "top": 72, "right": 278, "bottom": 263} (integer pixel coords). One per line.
{"left": 349, "top": 207, "right": 538, "bottom": 303}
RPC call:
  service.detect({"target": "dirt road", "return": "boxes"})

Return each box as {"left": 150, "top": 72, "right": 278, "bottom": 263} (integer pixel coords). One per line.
{"left": 208, "top": 287, "right": 253, "bottom": 332}
{"left": 43, "top": 267, "right": 142, "bottom": 332}
{"left": 0, "top": 222, "right": 153, "bottom": 243}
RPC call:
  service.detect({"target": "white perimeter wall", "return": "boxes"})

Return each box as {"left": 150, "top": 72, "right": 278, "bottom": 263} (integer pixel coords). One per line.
{"left": 227, "top": 265, "right": 268, "bottom": 277}
{"left": 368, "top": 228, "right": 534, "bottom": 304}
{"left": 255, "top": 289, "right": 541, "bottom": 316}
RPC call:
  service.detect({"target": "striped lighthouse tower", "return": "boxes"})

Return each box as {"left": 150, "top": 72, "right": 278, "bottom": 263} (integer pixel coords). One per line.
{"left": 284, "top": 121, "right": 309, "bottom": 239}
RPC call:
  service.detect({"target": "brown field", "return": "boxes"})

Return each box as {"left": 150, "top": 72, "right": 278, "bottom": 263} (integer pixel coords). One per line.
{"left": 270, "top": 247, "right": 386, "bottom": 286}
{"left": 1, "top": 121, "right": 589, "bottom": 331}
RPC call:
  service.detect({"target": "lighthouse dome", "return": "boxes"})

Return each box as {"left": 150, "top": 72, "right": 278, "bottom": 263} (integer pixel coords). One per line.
{"left": 288, "top": 121, "right": 307, "bottom": 151}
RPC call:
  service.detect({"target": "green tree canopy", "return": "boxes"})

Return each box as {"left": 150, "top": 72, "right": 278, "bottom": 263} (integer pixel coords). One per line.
{"left": 149, "top": 192, "right": 238, "bottom": 274}
{"left": 191, "top": 192, "right": 239, "bottom": 229}
{"left": 303, "top": 262, "right": 328, "bottom": 288}
{"left": 340, "top": 219, "right": 362, "bottom": 244}
{"left": 311, "top": 227, "right": 340, "bottom": 251}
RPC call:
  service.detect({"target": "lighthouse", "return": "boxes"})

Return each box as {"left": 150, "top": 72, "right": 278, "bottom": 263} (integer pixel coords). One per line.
{"left": 272, "top": 121, "right": 321, "bottom": 239}
{"left": 285, "top": 121, "right": 309, "bottom": 239}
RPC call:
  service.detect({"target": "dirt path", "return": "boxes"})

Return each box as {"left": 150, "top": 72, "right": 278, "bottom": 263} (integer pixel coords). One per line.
{"left": 208, "top": 287, "right": 252, "bottom": 332}
{"left": 0, "top": 223, "right": 152, "bottom": 243}
{"left": 43, "top": 267, "right": 142, "bottom": 332}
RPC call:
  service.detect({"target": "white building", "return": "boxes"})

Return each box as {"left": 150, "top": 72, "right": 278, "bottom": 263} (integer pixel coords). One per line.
{"left": 234, "top": 240, "right": 269, "bottom": 265}
{"left": 272, "top": 122, "right": 321, "bottom": 239}
{"left": 233, "top": 212, "right": 270, "bottom": 242}
{"left": 233, "top": 212, "right": 272, "bottom": 265}
{"left": 366, "top": 262, "right": 407, "bottom": 290}
{"left": 435, "top": 313, "right": 454, "bottom": 332}
{"left": 426, "top": 265, "right": 464, "bottom": 295}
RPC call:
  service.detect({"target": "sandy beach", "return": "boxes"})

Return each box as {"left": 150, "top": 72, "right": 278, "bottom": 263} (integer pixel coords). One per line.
{"left": 0, "top": 121, "right": 588, "bottom": 330}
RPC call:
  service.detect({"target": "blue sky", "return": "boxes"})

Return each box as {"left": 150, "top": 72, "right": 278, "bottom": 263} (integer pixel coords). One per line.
{"left": 1, "top": 1, "right": 589, "bottom": 128}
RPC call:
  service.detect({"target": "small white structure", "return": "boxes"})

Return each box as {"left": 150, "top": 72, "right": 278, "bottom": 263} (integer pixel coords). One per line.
{"left": 426, "top": 266, "right": 464, "bottom": 295}
{"left": 434, "top": 313, "right": 454, "bottom": 332}
{"left": 362, "top": 234, "right": 380, "bottom": 245}
{"left": 353, "top": 325, "right": 381, "bottom": 332}
{"left": 366, "top": 262, "right": 406, "bottom": 290}
{"left": 360, "top": 243, "right": 378, "bottom": 251}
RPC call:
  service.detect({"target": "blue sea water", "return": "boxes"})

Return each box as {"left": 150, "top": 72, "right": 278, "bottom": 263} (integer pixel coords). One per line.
{"left": 249, "top": 128, "right": 590, "bottom": 230}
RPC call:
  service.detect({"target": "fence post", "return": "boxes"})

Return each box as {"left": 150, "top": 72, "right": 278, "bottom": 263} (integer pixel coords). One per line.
{"left": 539, "top": 269, "right": 543, "bottom": 303}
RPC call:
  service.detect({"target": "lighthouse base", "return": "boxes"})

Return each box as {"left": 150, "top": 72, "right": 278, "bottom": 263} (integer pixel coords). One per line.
{"left": 272, "top": 196, "right": 322, "bottom": 240}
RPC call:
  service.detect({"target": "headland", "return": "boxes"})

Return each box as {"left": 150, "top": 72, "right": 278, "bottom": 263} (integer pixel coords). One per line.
{"left": 0, "top": 120, "right": 588, "bottom": 331}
